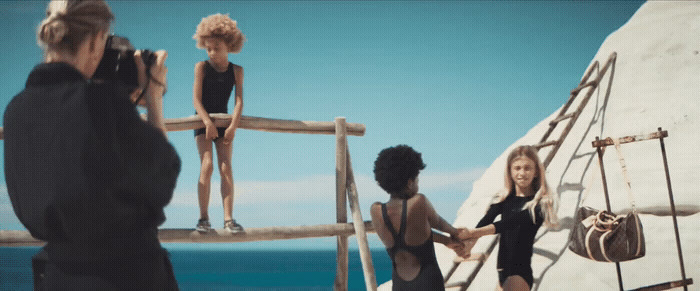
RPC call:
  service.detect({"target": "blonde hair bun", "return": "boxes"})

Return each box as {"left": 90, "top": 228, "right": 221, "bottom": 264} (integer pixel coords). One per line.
{"left": 36, "top": 0, "right": 113, "bottom": 54}
{"left": 39, "top": 17, "right": 69, "bottom": 45}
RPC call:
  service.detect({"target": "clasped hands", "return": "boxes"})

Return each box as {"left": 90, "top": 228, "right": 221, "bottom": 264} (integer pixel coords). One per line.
{"left": 445, "top": 228, "right": 482, "bottom": 259}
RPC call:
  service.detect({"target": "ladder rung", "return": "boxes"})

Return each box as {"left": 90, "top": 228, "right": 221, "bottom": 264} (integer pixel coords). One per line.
{"left": 534, "top": 140, "right": 558, "bottom": 149}
{"left": 444, "top": 281, "right": 468, "bottom": 288}
{"left": 549, "top": 112, "right": 576, "bottom": 125}
{"left": 571, "top": 80, "right": 598, "bottom": 94}
{"left": 452, "top": 252, "right": 488, "bottom": 263}
{"left": 630, "top": 278, "right": 693, "bottom": 291}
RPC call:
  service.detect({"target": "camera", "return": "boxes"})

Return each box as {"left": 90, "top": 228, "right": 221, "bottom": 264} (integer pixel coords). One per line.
{"left": 93, "top": 35, "right": 156, "bottom": 91}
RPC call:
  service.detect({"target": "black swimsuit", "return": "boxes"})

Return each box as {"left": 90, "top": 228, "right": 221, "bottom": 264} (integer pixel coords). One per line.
{"left": 476, "top": 194, "right": 544, "bottom": 289}
{"left": 382, "top": 200, "right": 445, "bottom": 291}
{"left": 194, "top": 61, "right": 235, "bottom": 139}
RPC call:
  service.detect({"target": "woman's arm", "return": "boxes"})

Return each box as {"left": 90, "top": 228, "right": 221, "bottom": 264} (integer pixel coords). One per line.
{"left": 456, "top": 202, "right": 501, "bottom": 240}
{"left": 467, "top": 224, "right": 497, "bottom": 239}
{"left": 434, "top": 230, "right": 472, "bottom": 258}
{"left": 134, "top": 50, "right": 168, "bottom": 136}
{"left": 476, "top": 202, "right": 501, "bottom": 228}
{"left": 193, "top": 62, "right": 218, "bottom": 140}
{"left": 460, "top": 205, "right": 543, "bottom": 240}
{"left": 111, "top": 85, "right": 181, "bottom": 210}
{"left": 422, "top": 194, "right": 460, "bottom": 238}
{"left": 224, "top": 66, "right": 243, "bottom": 144}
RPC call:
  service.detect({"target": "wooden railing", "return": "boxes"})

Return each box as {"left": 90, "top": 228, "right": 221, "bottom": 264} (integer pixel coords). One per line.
{"left": 0, "top": 114, "right": 376, "bottom": 291}
{"left": 0, "top": 222, "right": 375, "bottom": 245}
{"left": 0, "top": 114, "right": 366, "bottom": 140}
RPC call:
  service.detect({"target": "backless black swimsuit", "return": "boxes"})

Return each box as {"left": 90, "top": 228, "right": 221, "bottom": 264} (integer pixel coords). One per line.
{"left": 382, "top": 200, "right": 445, "bottom": 291}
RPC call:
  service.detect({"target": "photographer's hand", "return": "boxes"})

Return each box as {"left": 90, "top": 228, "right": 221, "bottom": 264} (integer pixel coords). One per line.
{"left": 148, "top": 50, "right": 167, "bottom": 89}
{"left": 135, "top": 50, "right": 168, "bottom": 137}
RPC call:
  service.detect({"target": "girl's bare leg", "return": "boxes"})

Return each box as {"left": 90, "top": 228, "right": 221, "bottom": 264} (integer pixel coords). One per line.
{"left": 196, "top": 135, "right": 214, "bottom": 221}
{"left": 503, "top": 275, "right": 530, "bottom": 291}
{"left": 215, "top": 139, "right": 234, "bottom": 221}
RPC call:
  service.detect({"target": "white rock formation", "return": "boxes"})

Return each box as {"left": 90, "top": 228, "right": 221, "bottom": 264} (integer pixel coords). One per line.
{"left": 381, "top": 1, "right": 700, "bottom": 290}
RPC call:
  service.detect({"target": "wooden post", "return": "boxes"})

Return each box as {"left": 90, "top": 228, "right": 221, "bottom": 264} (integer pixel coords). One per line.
{"left": 657, "top": 127, "right": 689, "bottom": 291}
{"left": 595, "top": 137, "right": 624, "bottom": 291}
{"left": 334, "top": 117, "right": 349, "bottom": 291}
{"left": 346, "top": 147, "right": 378, "bottom": 291}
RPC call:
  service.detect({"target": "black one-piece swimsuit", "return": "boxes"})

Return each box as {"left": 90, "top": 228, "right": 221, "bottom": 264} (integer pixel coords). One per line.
{"left": 476, "top": 194, "right": 544, "bottom": 289}
{"left": 194, "top": 61, "right": 235, "bottom": 140}
{"left": 382, "top": 200, "right": 445, "bottom": 291}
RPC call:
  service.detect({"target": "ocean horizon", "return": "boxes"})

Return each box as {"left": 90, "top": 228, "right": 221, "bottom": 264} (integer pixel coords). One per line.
{"left": 0, "top": 246, "right": 393, "bottom": 290}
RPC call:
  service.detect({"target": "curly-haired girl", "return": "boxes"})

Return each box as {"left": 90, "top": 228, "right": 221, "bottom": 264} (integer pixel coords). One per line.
{"left": 370, "top": 145, "right": 469, "bottom": 290}
{"left": 192, "top": 13, "right": 246, "bottom": 233}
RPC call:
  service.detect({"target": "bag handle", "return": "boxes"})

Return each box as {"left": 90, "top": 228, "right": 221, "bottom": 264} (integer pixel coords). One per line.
{"left": 613, "top": 138, "right": 637, "bottom": 212}
{"left": 580, "top": 139, "right": 637, "bottom": 212}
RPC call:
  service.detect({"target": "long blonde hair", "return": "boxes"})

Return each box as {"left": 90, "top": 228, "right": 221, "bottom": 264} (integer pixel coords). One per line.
{"left": 37, "top": 0, "right": 114, "bottom": 55}
{"left": 496, "top": 145, "right": 559, "bottom": 228}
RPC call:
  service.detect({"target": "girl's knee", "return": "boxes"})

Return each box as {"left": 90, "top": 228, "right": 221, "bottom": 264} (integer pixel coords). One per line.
{"left": 218, "top": 162, "right": 232, "bottom": 176}
{"left": 200, "top": 160, "right": 214, "bottom": 176}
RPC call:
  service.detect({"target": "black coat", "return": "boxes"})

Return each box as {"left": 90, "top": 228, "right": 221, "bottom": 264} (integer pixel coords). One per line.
{"left": 4, "top": 62, "right": 181, "bottom": 289}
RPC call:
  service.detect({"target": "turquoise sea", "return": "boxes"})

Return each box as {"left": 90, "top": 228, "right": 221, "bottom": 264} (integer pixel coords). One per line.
{"left": 0, "top": 247, "right": 393, "bottom": 290}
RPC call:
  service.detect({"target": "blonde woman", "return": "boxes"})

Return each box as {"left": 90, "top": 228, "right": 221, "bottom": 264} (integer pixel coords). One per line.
{"left": 459, "top": 145, "right": 559, "bottom": 290}
{"left": 4, "top": 0, "right": 179, "bottom": 289}
{"left": 192, "top": 13, "right": 245, "bottom": 232}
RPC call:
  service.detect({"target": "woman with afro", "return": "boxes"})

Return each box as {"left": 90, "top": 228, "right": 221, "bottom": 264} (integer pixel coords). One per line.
{"left": 192, "top": 13, "right": 246, "bottom": 233}
{"left": 370, "top": 145, "right": 469, "bottom": 290}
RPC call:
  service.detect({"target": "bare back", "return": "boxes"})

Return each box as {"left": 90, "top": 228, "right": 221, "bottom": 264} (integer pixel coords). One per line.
{"left": 371, "top": 194, "right": 434, "bottom": 281}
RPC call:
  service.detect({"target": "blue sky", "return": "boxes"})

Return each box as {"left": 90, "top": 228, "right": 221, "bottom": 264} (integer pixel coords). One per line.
{"left": 0, "top": 1, "right": 644, "bottom": 249}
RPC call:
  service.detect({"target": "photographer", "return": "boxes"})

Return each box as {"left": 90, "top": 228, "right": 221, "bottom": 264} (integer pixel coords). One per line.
{"left": 3, "top": 0, "right": 180, "bottom": 289}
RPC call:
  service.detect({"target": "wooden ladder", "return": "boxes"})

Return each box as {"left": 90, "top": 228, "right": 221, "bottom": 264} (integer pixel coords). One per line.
{"left": 443, "top": 52, "right": 618, "bottom": 290}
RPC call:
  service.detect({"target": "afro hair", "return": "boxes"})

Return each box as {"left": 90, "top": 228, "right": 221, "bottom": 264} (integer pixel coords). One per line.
{"left": 373, "top": 145, "right": 426, "bottom": 197}
{"left": 193, "top": 13, "right": 246, "bottom": 53}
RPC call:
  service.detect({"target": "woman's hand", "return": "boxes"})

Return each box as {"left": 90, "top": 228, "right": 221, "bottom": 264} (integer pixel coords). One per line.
{"left": 134, "top": 50, "right": 168, "bottom": 136}
{"left": 130, "top": 50, "right": 148, "bottom": 105}
{"left": 148, "top": 50, "right": 167, "bottom": 88}
{"left": 134, "top": 50, "right": 167, "bottom": 100}
{"left": 448, "top": 238, "right": 479, "bottom": 260}
{"left": 223, "top": 126, "right": 236, "bottom": 145}
{"left": 457, "top": 227, "right": 474, "bottom": 240}
{"left": 446, "top": 241, "right": 470, "bottom": 259}
{"left": 205, "top": 123, "right": 218, "bottom": 140}
{"left": 458, "top": 225, "right": 496, "bottom": 241}
{"left": 463, "top": 238, "right": 478, "bottom": 253}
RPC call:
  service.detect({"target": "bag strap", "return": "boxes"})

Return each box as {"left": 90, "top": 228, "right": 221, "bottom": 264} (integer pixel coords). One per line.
{"left": 580, "top": 140, "right": 637, "bottom": 211}
{"left": 613, "top": 138, "right": 637, "bottom": 212}
{"left": 580, "top": 148, "right": 603, "bottom": 205}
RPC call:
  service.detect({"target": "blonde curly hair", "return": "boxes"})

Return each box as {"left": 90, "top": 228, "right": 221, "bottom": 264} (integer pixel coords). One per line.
{"left": 193, "top": 13, "right": 246, "bottom": 53}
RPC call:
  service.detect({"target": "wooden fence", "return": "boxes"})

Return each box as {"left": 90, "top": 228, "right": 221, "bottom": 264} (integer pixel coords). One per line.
{"left": 0, "top": 114, "right": 377, "bottom": 291}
